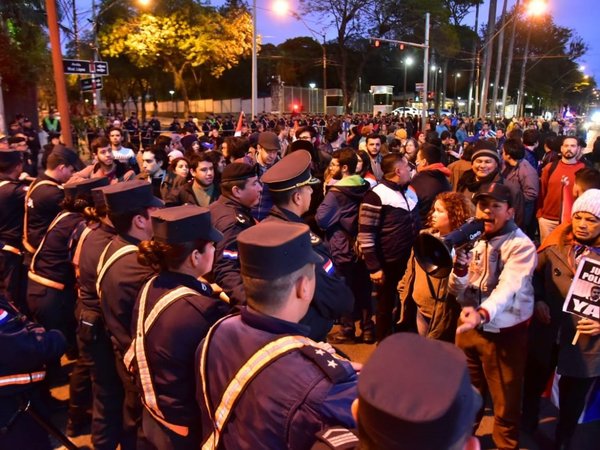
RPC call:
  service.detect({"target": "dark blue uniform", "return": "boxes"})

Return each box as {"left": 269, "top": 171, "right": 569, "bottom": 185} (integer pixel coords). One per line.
{"left": 264, "top": 205, "right": 354, "bottom": 341}
{"left": 209, "top": 196, "right": 255, "bottom": 305}
{"left": 130, "top": 272, "right": 230, "bottom": 450}
{"left": 98, "top": 234, "right": 155, "bottom": 450}
{"left": 27, "top": 211, "right": 85, "bottom": 348}
{"left": 0, "top": 296, "right": 66, "bottom": 450}
{"left": 197, "top": 307, "right": 357, "bottom": 450}
{"left": 23, "top": 173, "right": 64, "bottom": 255}
{"left": 0, "top": 175, "right": 27, "bottom": 306}
{"left": 74, "top": 221, "right": 127, "bottom": 450}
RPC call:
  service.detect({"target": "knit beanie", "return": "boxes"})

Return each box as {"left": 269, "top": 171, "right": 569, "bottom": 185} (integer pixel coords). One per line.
{"left": 394, "top": 128, "right": 408, "bottom": 140}
{"left": 572, "top": 189, "right": 600, "bottom": 219}
{"left": 471, "top": 140, "right": 500, "bottom": 163}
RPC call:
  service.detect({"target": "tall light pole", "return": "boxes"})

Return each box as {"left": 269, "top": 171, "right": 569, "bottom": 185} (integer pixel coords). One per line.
{"left": 453, "top": 73, "right": 461, "bottom": 112}
{"left": 403, "top": 56, "right": 414, "bottom": 107}
{"left": 251, "top": 0, "right": 258, "bottom": 119}
{"left": 169, "top": 90, "right": 175, "bottom": 114}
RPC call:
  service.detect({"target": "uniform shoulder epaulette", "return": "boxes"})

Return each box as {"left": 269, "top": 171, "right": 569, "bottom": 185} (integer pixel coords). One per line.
{"left": 299, "top": 345, "right": 350, "bottom": 382}
{"left": 313, "top": 426, "right": 358, "bottom": 449}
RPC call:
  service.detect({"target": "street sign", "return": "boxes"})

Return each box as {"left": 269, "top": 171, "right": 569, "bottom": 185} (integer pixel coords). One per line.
{"left": 415, "top": 82, "right": 425, "bottom": 91}
{"left": 92, "top": 61, "right": 109, "bottom": 76}
{"left": 64, "top": 59, "right": 109, "bottom": 75}
{"left": 80, "top": 77, "right": 103, "bottom": 92}
{"left": 64, "top": 59, "right": 90, "bottom": 75}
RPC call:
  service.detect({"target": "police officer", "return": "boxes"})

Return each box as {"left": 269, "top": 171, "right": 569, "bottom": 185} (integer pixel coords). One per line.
{"left": 27, "top": 177, "right": 109, "bottom": 348}
{"left": 0, "top": 148, "right": 27, "bottom": 307}
{"left": 23, "top": 145, "right": 84, "bottom": 258}
{"left": 312, "top": 333, "right": 482, "bottom": 450}
{"left": 70, "top": 185, "right": 125, "bottom": 448}
{"left": 197, "top": 221, "right": 358, "bottom": 450}
{"left": 209, "top": 163, "right": 261, "bottom": 304}
{"left": 261, "top": 149, "right": 354, "bottom": 341}
{"left": 0, "top": 294, "right": 67, "bottom": 449}
{"left": 97, "top": 180, "right": 164, "bottom": 450}
{"left": 128, "top": 205, "right": 230, "bottom": 449}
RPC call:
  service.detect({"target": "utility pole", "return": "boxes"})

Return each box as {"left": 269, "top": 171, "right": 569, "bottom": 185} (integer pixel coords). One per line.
{"left": 491, "top": 0, "right": 508, "bottom": 118}
{"left": 467, "top": 2, "right": 480, "bottom": 117}
{"left": 45, "top": 0, "right": 73, "bottom": 148}
{"left": 322, "top": 35, "right": 327, "bottom": 115}
{"left": 480, "top": 0, "right": 498, "bottom": 119}
{"left": 502, "top": 0, "right": 521, "bottom": 114}
{"left": 516, "top": 27, "right": 532, "bottom": 117}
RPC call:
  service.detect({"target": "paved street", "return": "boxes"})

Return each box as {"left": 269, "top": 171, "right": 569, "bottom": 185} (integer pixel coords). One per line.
{"left": 49, "top": 326, "right": 584, "bottom": 450}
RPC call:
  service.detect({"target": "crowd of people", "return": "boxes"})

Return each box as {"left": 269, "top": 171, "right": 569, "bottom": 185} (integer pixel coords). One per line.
{"left": 1, "top": 109, "right": 600, "bottom": 450}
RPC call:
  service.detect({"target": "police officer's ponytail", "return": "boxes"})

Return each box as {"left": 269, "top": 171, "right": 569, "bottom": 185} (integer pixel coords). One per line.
{"left": 138, "top": 239, "right": 210, "bottom": 272}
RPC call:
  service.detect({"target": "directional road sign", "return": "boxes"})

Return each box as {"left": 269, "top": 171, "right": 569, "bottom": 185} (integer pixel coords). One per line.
{"left": 64, "top": 59, "right": 109, "bottom": 76}
{"left": 80, "top": 77, "right": 103, "bottom": 92}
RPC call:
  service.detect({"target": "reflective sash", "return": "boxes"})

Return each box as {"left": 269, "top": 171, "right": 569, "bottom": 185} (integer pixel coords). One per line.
{"left": 73, "top": 225, "right": 94, "bottom": 279}
{"left": 95, "top": 243, "right": 138, "bottom": 297}
{"left": 28, "top": 211, "right": 74, "bottom": 291}
{"left": 0, "top": 370, "right": 46, "bottom": 387}
{"left": 199, "top": 320, "right": 318, "bottom": 450}
{"left": 23, "top": 180, "right": 63, "bottom": 254}
{"left": 1, "top": 244, "right": 22, "bottom": 256}
{"left": 124, "top": 277, "right": 200, "bottom": 437}
{"left": 0, "top": 181, "right": 10, "bottom": 188}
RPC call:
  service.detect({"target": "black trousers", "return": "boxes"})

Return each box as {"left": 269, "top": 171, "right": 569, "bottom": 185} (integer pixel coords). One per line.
{"left": 374, "top": 258, "right": 409, "bottom": 342}
{"left": 336, "top": 260, "right": 373, "bottom": 333}
{"left": 556, "top": 375, "right": 597, "bottom": 448}
{"left": 0, "top": 250, "right": 24, "bottom": 308}
{"left": 142, "top": 408, "right": 201, "bottom": 450}
{"left": 73, "top": 306, "right": 125, "bottom": 450}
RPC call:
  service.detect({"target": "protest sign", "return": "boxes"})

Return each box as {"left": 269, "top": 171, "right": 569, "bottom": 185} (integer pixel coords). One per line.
{"left": 562, "top": 256, "right": 600, "bottom": 322}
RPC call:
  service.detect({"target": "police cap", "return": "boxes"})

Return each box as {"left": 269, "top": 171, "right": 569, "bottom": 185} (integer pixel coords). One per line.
{"left": 357, "top": 333, "right": 482, "bottom": 450}
{"left": 64, "top": 177, "right": 110, "bottom": 200}
{"left": 91, "top": 185, "right": 110, "bottom": 210}
{"left": 103, "top": 180, "right": 164, "bottom": 214}
{"left": 261, "top": 150, "right": 320, "bottom": 192}
{"left": 237, "top": 221, "right": 321, "bottom": 280}
{"left": 221, "top": 162, "right": 256, "bottom": 183}
{"left": 150, "top": 205, "right": 223, "bottom": 244}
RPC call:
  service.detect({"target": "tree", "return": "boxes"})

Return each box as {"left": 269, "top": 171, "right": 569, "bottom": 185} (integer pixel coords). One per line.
{"left": 99, "top": 5, "right": 252, "bottom": 114}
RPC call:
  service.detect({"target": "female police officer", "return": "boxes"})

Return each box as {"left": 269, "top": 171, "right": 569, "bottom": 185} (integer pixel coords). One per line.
{"left": 125, "top": 205, "right": 230, "bottom": 449}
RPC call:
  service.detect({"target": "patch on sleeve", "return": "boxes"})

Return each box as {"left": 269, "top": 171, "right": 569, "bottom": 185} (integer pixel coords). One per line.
{"left": 299, "top": 345, "right": 351, "bottom": 383}
{"left": 322, "top": 258, "right": 334, "bottom": 275}
{"left": 314, "top": 427, "right": 358, "bottom": 449}
{"left": 222, "top": 249, "right": 238, "bottom": 260}
{"left": 0, "top": 309, "right": 9, "bottom": 325}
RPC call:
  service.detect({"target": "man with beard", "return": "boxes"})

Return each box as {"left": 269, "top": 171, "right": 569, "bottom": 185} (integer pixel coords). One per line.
{"left": 139, "top": 145, "right": 168, "bottom": 199}
{"left": 537, "top": 136, "right": 586, "bottom": 242}
{"left": 71, "top": 137, "right": 135, "bottom": 184}
{"left": 363, "top": 133, "right": 383, "bottom": 181}
{"left": 252, "top": 131, "right": 281, "bottom": 220}
{"left": 174, "top": 153, "right": 220, "bottom": 207}
{"left": 524, "top": 189, "right": 600, "bottom": 447}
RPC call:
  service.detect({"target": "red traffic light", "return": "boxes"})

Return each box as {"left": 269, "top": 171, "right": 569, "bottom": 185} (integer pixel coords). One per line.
{"left": 399, "top": 44, "right": 404, "bottom": 50}
{"left": 292, "top": 104, "right": 299, "bottom": 112}
{"left": 374, "top": 39, "right": 380, "bottom": 48}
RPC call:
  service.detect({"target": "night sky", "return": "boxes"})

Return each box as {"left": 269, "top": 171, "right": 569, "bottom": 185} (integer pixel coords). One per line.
{"left": 76, "top": 0, "right": 598, "bottom": 79}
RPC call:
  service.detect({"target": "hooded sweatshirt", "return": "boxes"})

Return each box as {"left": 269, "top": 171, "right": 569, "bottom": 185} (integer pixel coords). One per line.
{"left": 316, "top": 175, "right": 370, "bottom": 265}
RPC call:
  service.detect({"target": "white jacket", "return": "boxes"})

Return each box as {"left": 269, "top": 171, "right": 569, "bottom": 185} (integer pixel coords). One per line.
{"left": 449, "top": 222, "right": 537, "bottom": 332}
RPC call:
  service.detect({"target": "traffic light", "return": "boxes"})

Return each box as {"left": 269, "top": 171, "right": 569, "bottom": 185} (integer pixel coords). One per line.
{"left": 399, "top": 44, "right": 404, "bottom": 50}
{"left": 374, "top": 39, "right": 380, "bottom": 48}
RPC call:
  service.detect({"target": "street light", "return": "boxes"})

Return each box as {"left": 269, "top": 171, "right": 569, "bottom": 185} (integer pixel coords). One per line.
{"left": 453, "top": 73, "right": 461, "bottom": 111}
{"left": 403, "top": 56, "right": 414, "bottom": 107}
{"left": 308, "top": 83, "right": 316, "bottom": 113}
{"left": 169, "top": 90, "right": 175, "bottom": 114}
